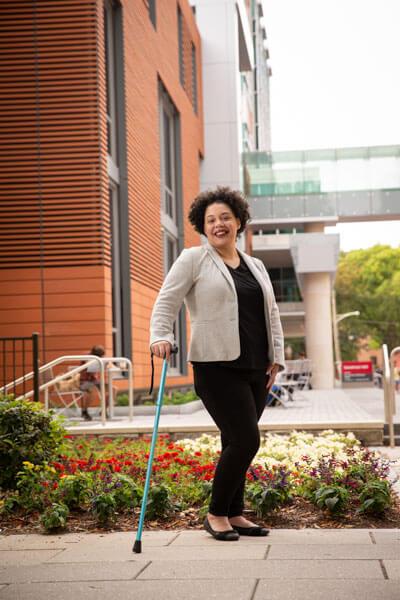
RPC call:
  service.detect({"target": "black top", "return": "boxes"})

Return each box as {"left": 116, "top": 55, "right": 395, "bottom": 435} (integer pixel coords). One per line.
{"left": 191, "top": 254, "right": 269, "bottom": 370}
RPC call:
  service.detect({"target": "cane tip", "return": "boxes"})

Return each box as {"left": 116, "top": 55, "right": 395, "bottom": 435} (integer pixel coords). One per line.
{"left": 133, "top": 540, "right": 142, "bottom": 553}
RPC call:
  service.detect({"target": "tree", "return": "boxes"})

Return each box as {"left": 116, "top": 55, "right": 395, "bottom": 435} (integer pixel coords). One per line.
{"left": 334, "top": 244, "right": 400, "bottom": 360}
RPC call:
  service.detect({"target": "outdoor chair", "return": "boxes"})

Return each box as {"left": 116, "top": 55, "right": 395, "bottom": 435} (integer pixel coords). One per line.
{"left": 273, "top": 359, "right": 311, "bottom": 403}
{"left": 41, "top": 367, "right": 84, "bottom": 415}
{"left": 296, "top": 359, "right": 313, "bottom": 390}
{"left": 266, "top": 382, "right": 292, "bottom": 408}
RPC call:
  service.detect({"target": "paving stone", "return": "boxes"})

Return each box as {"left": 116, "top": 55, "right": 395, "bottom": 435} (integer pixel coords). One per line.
{"left": 169, "top": 530, "right": 268, "bottom": 546}
{"left": 372, "top": 530, "right": 400, "bottom": 544}
{"left": 67, "top": 531, "right": 177, "bottom": 547}
{"left": 268, "top": 543, "right": 400, "bottom": 559}
{"left": 254, "top": 579, "right": 400, "bottom": 600}
{"left": 0, "top": 561, "right": 148, "bottom": 584}
{"left": 45, "top": 532, "right": 179, "bottom": 562}
{"left": 0, "top": 534, "right": 83, "bottom": 551}
{"left": 382, "top": 560, "right": 400, "bottom": 579}
{"left": 0, "top": 549, "right": 64, "bottom": 567}
{"left": 0, "top": 579, "right": 255, "bottom": 600}
{"left": 49, "top": 542, "right": 266, "bottom": 562}
{"left": 170, "top": 529, "right": 372, "bottom": 545}
{"left": 129, "top": 544, "right": 266, "bottom": 561}
{"left": 137, "top": 558, "right": 384, "bottom": 580}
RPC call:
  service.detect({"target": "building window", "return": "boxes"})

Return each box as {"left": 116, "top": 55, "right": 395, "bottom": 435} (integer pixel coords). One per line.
{"left": 103, "top": 0, "right": 132, "bottom": 358}
{"left": 269, "top": 267, "right": 302, "bottom": 303}
{"left": 109, "top": 184, "right": 123, "bottom": 356}
{"left": 178, "top": 7, "right": 185, "bottom": 87}
{"left": 161, "top": 103, "right": 176, "bottom": 223}
{"left": 159, "top": 83, "right": 185, "bottom": 374}
{"left": 104, "top": 0, "right": 118, "bottom": 165}
{"left": 191, "top": 42, "right": 198, "bottom": 114}
{"left": 143, "top": 0, "right": 156, "bottom": 28}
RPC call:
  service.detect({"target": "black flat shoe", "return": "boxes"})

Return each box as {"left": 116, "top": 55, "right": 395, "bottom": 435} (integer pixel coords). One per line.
{"left": 203, "top": 517, "right": 239, "bottom": 541}
{"left": 231, "top": 524, "right": 270, "bottom": 536}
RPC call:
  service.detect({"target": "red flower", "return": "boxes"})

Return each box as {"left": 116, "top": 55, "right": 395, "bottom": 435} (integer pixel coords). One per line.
{"left": 52, "top": 462, "right": 65, "bottom": 471}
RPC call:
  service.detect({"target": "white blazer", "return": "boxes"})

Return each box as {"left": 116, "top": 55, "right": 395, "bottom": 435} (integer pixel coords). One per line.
{"left": 149, "top": 240, "right": 286, "bottom": 371}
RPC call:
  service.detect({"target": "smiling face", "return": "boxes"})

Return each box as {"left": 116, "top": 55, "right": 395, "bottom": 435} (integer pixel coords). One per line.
{"left": 203, "top": 202, "right": 241, "bottom": 249}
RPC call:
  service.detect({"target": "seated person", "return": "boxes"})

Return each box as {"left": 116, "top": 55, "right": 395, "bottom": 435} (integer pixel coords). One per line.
{"left": 80, "top": 345, "right": 118, "bottom": 420}
{"left": 80, "top": 345, "right": 105, "bottom": 420}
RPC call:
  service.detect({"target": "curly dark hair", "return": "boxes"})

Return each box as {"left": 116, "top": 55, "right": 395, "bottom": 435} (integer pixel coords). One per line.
{"left": 188, "top": 186, "right": 251, "bottom": 238}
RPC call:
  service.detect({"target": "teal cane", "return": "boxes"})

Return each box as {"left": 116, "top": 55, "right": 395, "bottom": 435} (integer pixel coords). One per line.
{"left": 133, "top": 345, "right": 178, "bottom": 553}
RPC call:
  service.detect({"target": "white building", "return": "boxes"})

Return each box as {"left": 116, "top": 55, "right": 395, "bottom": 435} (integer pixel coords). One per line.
{"left": 189, "top": 2, "right": 400, "bottom": 389}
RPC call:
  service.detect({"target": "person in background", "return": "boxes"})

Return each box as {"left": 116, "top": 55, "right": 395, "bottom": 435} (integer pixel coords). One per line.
{"left": 79, "top": 345, "right": 105, "bottom": 421}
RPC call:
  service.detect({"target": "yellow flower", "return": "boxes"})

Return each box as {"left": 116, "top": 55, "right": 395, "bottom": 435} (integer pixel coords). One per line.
{"left": 22, "top": 461, "right": 34, "bottom": 469}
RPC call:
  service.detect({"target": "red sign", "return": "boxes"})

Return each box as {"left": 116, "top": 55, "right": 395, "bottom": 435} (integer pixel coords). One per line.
{"left": 342, "top": 361, "right": 373, "bottom": 382}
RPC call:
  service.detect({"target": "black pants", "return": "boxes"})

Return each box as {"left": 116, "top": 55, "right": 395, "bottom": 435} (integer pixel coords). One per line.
{"left": 193, "top": 363, "right": 268, "bottom": 517}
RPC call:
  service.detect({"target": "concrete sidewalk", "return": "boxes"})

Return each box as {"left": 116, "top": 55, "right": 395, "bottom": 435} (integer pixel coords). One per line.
{"left": 0, "top": 528, "right": 399, "bottom": 599}
{"left": 65, "top": 388, "right": 393, "bottom": 445}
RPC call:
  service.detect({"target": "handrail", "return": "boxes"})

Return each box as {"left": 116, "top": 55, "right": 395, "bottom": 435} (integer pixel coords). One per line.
{"left": 0, "top": 355, "right": 103, "bottom": 395}
{"left": 1, "top": 354, "right": 134, "bottom": 425}
{"left": 382, "top": 344, "right": 397, "bottom": 448}
{"left": 98, "top": 357, "right": 134, "bottom": 422}
{"left": 13, "top": 356, "right": 106, "bottom": 426}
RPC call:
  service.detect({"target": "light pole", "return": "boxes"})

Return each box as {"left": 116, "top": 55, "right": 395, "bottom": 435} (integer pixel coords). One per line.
{"left": 336, "top": 310, "right": 360, "bottom": 324}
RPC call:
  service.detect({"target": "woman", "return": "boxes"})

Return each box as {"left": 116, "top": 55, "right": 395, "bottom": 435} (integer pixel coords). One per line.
{"left": 150, "top": 187, "right": 285, "bottom": 541}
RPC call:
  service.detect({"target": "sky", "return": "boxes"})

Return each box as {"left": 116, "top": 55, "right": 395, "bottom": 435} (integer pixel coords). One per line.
{"left": 262, "top": 0, "right": 400, "bottom": 251}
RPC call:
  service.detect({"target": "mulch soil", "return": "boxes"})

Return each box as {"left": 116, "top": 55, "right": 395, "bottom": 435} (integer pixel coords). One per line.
{"left": 1, "top": 494, "right": 400, "bottom": 536}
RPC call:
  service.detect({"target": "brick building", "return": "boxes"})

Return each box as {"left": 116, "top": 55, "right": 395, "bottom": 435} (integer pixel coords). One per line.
{"left": 0, "top": 0, "right": 204, "bottom": 396}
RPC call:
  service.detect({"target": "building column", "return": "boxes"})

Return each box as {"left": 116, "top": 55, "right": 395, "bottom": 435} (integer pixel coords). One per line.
{"left": 303, "top": 272, "right": 335, "bottom": 389}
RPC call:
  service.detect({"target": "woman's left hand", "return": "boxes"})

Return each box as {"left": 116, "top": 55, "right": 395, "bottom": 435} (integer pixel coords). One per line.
{"left": 266, "top": 363, "right": 280, "bottom": 392}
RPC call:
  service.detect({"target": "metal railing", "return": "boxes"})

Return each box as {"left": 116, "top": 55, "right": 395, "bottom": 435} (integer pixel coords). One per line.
{"left": 0, "top": 332, "right": 40, "bottom": 402}
{"left": 0, "top": 355, "right": 134, "bottom": 426}
{"left": 382, "top": 344, "right": 398, "bottom": 448}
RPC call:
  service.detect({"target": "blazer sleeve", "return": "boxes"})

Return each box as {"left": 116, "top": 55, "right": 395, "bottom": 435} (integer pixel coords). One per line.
{"left": 149, "top": 248, "right": 194, "bottom": 350}
{"left": 254, "top": 258, "right": 286, "bottom": 372}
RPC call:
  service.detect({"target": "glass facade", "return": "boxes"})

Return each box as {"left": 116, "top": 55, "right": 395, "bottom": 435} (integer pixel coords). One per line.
{"left": 268, "top": 267, "right": 302, "bottom": 303}
{"left": 244, "top": 145, "right": 400, "bottom": 221}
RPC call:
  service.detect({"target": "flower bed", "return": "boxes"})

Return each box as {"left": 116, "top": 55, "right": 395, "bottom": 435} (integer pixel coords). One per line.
{"left": 1, "top": 428, "right": 399, "bottom": 534}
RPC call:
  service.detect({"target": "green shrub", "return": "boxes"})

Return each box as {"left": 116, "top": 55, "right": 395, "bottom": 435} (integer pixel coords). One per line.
{"left": 0, "top": 396, "right": 66, "bottom": 490}
{"left": 56, "top": 473, "right": 92, "bottom": 510}
{"left": 246, "top": 482, "right": 289, "bottom": 517}
{"left": 146, "top": 484, "right": 173, "bottom": 520}
{"left": 0, "top": 493, "right": 20, "bottom": 515}
{"left": 116, "top": 394, "right": 129, "bottom": 406}
{"left": 357, "top": 480, "right": 392, "bottom": 515}
{"left": 15, "top": 462, "right": 47, "bottom": 511}
{"left": 91, "top": 492, "right": 116, "bottom": 525}
{"left": 40, "top": 503, "right": 69, "bottom": 531}
{"left": 112, "top": 474, "right": 143, "bottom": 510}
{"left": 143, "top": 389, "right": 199, "bottom": 406}
{"left": 313, "top": 483, "right": 350, "bottom": 514}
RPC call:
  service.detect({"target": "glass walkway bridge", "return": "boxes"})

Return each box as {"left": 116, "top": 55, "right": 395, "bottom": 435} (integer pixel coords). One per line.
{"left": 243, "top": 144, "right": 400, "bottom": 223}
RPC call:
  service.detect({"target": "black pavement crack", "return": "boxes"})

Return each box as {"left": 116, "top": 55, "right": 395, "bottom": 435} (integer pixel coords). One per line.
{"left": 379, "top": 559, "right": 389, "bottom": 580}
{"left": 132, "top": 561, "right": 151, "bottom": 579}
{"left": 249, "top": 578, "right": 260, "bottom": 600}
